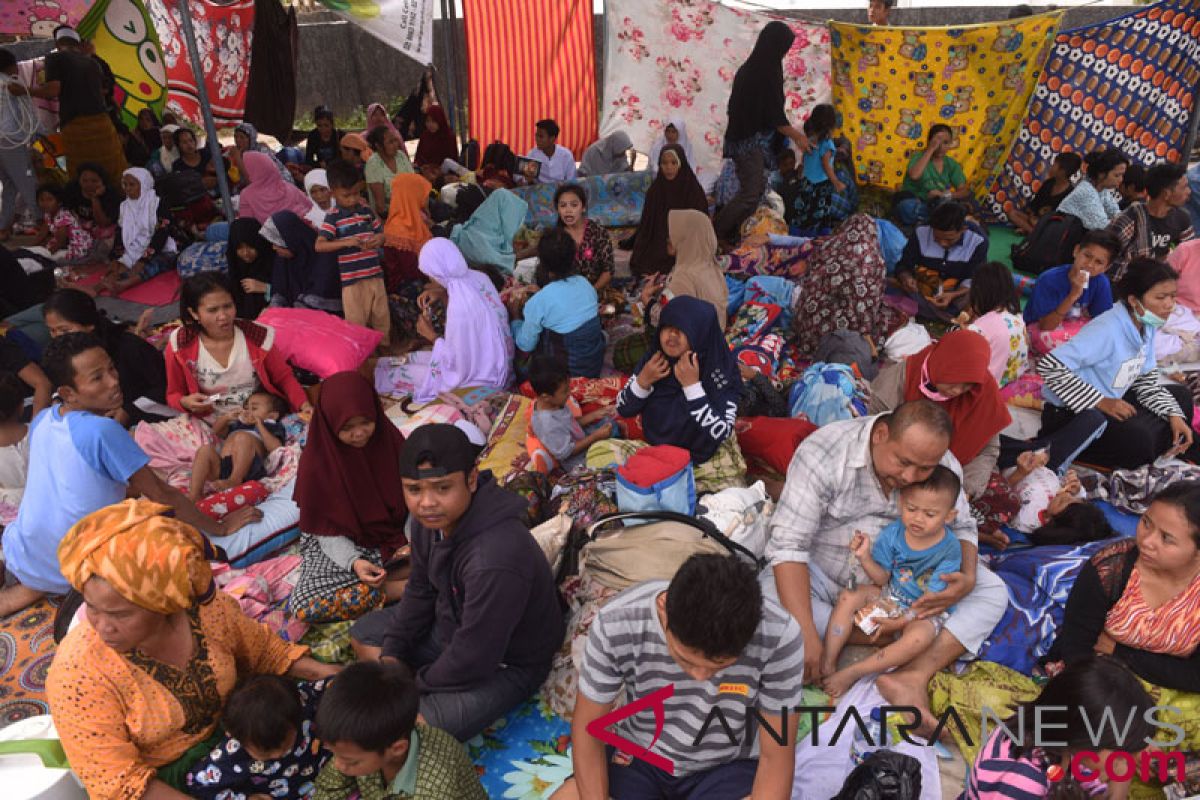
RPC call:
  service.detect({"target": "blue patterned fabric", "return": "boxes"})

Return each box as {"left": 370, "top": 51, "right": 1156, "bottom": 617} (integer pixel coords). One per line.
{"left": 510, "top": 171, "right": 653, "bottom": 229}
{"left": 988, "top": 0, "right": 1200, "bottom": 222}
{"left": 787, "top": 362, "right": 866, "bottom": 426}
{"left": 468, "top": 695, "right": 572, "bottom": 800}
{"left": 177, "top": 241, "right": 228, "bottom": 278}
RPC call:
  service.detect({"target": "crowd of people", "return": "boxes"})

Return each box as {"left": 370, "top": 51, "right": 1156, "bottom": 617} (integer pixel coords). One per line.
{"left": 0, "top": 11, "right": 1198, "bottom": 800}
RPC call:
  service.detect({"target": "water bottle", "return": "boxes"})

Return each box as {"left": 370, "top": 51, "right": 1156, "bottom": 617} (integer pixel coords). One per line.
{"left": 850, "top": 708, "right": 883, "bottom": 766}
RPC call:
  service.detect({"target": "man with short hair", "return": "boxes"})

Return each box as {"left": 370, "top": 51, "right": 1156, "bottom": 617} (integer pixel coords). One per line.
{"left": 523, "top": 118, "right": 577, "bottom": 184}
{"left": 895, "top": 124, "right": 970, "bottom": 225}
{"left": 894, "top": 199, "right": 988, "bottom": 321}
{"left": 867, "top": 0, "right": 893, "bottom": 25}
{"left": 350, "top": 423, "right": 564, "bottom": 741}
{"left": 561, "top": 553, "right": 803, "bottom": 800}
{"left": 1109, "top": 162, "right": 1194, "bottom": 279}
{"left": 766, "top": 400, "right": 1008, "bottom": 736}
{"left": 29, "top": 26, "right": 126, "bottom": 180}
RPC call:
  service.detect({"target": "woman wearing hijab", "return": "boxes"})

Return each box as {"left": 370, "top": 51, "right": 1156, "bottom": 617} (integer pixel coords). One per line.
{"left": 362, "top": 102, "right": 399, "bottom": 138}
{"left": 661, "top": 209, "right": 728, "bottom": 328}
{"left": 630, "top": 143, "right": 709, "bottom": 276}
{"left": 290, "top": 371, "right": 409, "bottom": 623}
{"left": 616, "top": 295, "right": 744, "bottom": 468}
{"left": 449, "top": 187, "right": 528, "bottom": 273}
{"left": 713, "top": 21, "right": 810, "bottom": 242}
{"left": 648, "top": 117, "right": 697, "bottom": 179}
{"left": 47, "top": 500, "right": 338, "bottom": 800}
{"left": 302, "top": 168, "right": 334, "bottom": 228}
{"left": 381, "top": 173, "right": 433, "bottom": 341}
{"left": 226, "top": 218, "right": 273, "bottom": 319}
{"left": 268, "top": 211, "right": 343, "bottom": 314}
{"left": 375, "top": 239, "right": 513, "bottom": 402}
{"left": 577, "top": 131, "right": 634, "bottom": 177}
{"left": 413, "top": 104, "right": 458, "bottom": 169}
{"left": 237, "top": 151, "right": 315, "bottom": 225}
{"left": 868, "top": 329, "right": 1011, "bottom": 498}
{"left": 100, "top": 167, "right": 179, "bottom": 294}
{"left": 230, "top": 122, "right": 291, "bottom": 184}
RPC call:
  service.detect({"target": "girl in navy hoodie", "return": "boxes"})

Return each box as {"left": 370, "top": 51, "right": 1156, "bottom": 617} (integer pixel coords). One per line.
{"left": 617, "top": 295, "right": 743, "bottom": 465}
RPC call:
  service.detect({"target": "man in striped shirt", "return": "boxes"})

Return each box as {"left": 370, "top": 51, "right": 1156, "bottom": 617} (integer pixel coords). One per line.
{"left": 562, "top": 554, "right": 803, "bottom": 800}
{"left": 315, "top": 161, "right": 391, "bottom": 344}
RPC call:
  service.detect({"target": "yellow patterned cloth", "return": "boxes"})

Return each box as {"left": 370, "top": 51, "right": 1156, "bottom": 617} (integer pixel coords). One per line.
{"left": 58, "top": 498, "right": 216, "bottom": 614}
{"left": 830, "top": 15, "right": 1062, "bottom": 200}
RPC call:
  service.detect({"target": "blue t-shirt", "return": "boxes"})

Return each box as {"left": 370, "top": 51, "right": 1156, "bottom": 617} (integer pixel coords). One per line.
{"left": 511, "top": 275, "right": 600, "bottom": 353}
{"left": 802, "top": 139, "right": 836, "bottom": 184}
{"left": 870, "top": 519, "right": 962, "bottom": 607}
{"left": 2, "top": 406, "right": 149, "bottom": 593}
{"left": 1023, "top": 265, "right": 1114, "bottom": 325}
{"left": 1042, "top": 304, "right": 1156, "bottom": 406}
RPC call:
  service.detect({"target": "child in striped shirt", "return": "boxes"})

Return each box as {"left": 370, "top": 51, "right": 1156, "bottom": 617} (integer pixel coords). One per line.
{"left": 315, "top": 160, "right": 391, "bottom": 347}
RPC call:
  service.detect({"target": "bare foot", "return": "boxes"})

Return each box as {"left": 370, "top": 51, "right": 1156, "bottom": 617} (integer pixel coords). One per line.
{"left": 876, "top": 670, "right": 938, "bottom": 740}
{"left": 822, "top": 668, "right": 859, "bottom": 699}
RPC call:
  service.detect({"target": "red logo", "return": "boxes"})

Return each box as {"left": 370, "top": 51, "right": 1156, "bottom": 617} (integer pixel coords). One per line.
{"left": 585, "top": 684, "right": 676, "bottom": 774}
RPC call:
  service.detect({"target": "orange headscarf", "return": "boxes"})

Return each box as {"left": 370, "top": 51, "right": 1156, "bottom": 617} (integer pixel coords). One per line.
{"left": 385, "top": 173, "right": 433, "bottom": 252}
{"left": 902, "top": 329, "right": 1011, "bottom": 466}
{"left": 339, "top": 132, "right": 373, "bottom": 161}
{"left": 58, "top": 499, "right": 217, "bottom": 615}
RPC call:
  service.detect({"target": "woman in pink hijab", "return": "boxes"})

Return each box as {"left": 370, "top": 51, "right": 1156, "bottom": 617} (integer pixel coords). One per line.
{"left": 237, "top": 152, "right": 315, "bottom": 224}
{"left": 361, "top": 103, "right": 399, "bottom": 138}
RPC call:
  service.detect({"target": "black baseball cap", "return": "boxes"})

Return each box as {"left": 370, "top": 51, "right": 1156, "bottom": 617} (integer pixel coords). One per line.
{"left": 399, "top": 423, "right": 478, "bottom": 479}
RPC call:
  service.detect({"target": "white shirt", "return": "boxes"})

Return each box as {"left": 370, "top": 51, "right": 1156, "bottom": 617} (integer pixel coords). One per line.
{"left": 194, "top": 329, "right": 258, "bottom": 416}
{"left": 525, "top": 144, "right": 577, "bottom": 184}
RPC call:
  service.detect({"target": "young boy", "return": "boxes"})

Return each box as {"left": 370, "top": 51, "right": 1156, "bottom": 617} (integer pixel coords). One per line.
{"left": 1118, "top": 163, "right": 1147, "bottom": 210}
{"left": 893, "top": 200, "right": 988, "bottom": 321}
{"left": 185, "top": 675, "right": 328, "bottom": 800}
{"left": 312, "top": 661, "right": 485, "bottom": 800}
{"left": 0, "top": 333, "right": 258, "bottom": 617}
{"left": 1023, "top": 229, "right": 1122, "bottom": 350}
{"left": 1008, "top": 152, "right": 1082, "bottom": 235}
{"left": 563, "top": 553, "right": 804, "bottom": 799}
{"left": 527, "top": 356, "right": 614, "bottom": 473}
{"left": 189, "top": 390, "right": 287, "bottom": 499}
{"left": 349, "top": 423, "right": 564, "bottom": 741}
{"left": 315, "top": 160, "right": 391, "bottom": 345}
{"left": 820, "top": 465, "right": 963, "bottom": 697}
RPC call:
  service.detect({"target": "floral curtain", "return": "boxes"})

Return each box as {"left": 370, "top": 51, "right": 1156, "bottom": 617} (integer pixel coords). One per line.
{"left": 599, "top": 0, "right": 830, "bottom": 188}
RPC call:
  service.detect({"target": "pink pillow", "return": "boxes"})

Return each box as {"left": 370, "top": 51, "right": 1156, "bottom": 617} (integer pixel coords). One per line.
{"left": 257, "top": 308, "right": 383, "bottom": 378}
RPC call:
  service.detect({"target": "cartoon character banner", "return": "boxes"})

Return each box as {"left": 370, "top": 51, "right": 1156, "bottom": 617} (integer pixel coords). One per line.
{"left": 599, "top": 0, "right": 830, "bottom": 190}
{"left": 987, "top": 0, "right": 1200, "bottom": 222}
{"left": 0, "top": 0, "right": 90, "bottom": 37}
{"left": 829, "top": 15, "right": 1061, "bottom": 198}
{"left": 77, "top": 0, "right": 168, "bottom": 129}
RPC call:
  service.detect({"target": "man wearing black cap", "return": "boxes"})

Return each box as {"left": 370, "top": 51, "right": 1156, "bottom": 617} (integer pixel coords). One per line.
{"left": 350, "top": 423, "right": 565, "bottom": 741}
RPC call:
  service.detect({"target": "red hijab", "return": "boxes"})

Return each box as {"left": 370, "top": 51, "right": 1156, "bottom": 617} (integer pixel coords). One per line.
{"left": 295, "top": 371, "right": 407, "bottom": 550}
{"left": 902, "top": 329, "right": 1011, "bottom": 466}
{"left": 414, "top": 105, "right": 458, "bottom": 167}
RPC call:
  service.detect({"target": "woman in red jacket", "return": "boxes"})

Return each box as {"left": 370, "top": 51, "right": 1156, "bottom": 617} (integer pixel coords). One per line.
{"left": 164, "top": 273, "right": 311, "bottom": 418}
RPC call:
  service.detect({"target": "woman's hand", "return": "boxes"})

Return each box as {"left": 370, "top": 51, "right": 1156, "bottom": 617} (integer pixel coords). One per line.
{"left": 636, "top": 352, "right": 671, "bottom": 391}
{"left": 674, "top": 351, "right": 701, "bottom": 387}
{"left": 1096, "top": 397, "right": 1137, "bottom": 421}
{"left": 1167, "top": 415, "right": 1194, "bottom": 457}
{"left": 240, "top": 278, "right": 268, "bottom": 294}
{"left": 639, "top": 274, "right": 666, "bottom": 306}
{"left": 180, "top": 393, "right": 215, "bottom": 415}
{"left": 353, "top": 559, "right": 387, "bottom": 587}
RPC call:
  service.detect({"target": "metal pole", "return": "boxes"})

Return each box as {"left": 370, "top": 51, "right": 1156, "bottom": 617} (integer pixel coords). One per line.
{"left": 176, "top": 0, "right": 235, "bottom": 222}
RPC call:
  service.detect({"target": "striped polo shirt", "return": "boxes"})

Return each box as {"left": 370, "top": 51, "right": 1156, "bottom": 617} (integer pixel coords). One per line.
{"left": 577, "top": 580, "right": 805, "bottom": 777}
{"left": 319, "top": 204, "right": 383, "bottom": 285}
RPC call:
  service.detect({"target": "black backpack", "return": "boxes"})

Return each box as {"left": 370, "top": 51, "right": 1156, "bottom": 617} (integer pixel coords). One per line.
{"left": 481, "top": 141, "right": 517, "bottom": 175}
{"left": 155, "top": 170, "right": 207, "bottom": 209}
{"left": 832, "top": 750, "right": 923, "bottom": 800}
{"left": 1011, "top": 212, "right": 1084, "bottom": 275}
{"left": 459, "top": 138, "right": 480, "bottom": 171}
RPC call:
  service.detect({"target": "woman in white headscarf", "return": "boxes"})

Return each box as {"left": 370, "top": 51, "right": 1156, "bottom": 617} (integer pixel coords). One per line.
{"left": 648, "top": 117, "right": 697, "bottom": 178}
{"left": 303, "top": 168, "right": 334, "bottom": 229}
{"left": 153, "top": 124, "right": 180, "bottom": 176}
{"left": 577, "top": 131, "right": 634, "bottom": 177}
{"left": 100, "top": 167, "right": 177, "bottom": 294}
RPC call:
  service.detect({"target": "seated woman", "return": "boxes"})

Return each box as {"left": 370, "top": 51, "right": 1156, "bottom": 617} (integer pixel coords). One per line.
{"left": 413, "top": 104, "right": 458, "bottom": 170}
{"left": 450, "top": 187, "right": 528, "bottom": 274}
{"left": 1056, "top": 148, "right": 1127, "bottom": 231}
{"left": 362, "top": 102, "right": 396, "bottom": 138}
{"left": 304, "top": 106, "right": 344, "bottom": 171}
{"left": 555, "top": 184, "right": 613, "bottom": 293}
{"left": 164, "top": 272, "right": 310, "bottom": 419}
{"left": 130, "top": 108, "right": 161, "bottom": 160}
{"left": 376, "top": 239, "right": 513, "bottom": 401}
{"left": 1024, "top": 229, "right": 1121, "bottom": 354}
{"left": 99, "top": 167, "right": 182, "bottom": 295}
{"left": 171, "top": 129, "right": 216, "bottom": 194}
{"left": 338, "top": 133, "right": 372, "bottom": 174}
{"left": 1007, "top": 152, "right": 1082, "bottom": 235}
{"left": 642, "top": 209, "right": 728, "bottom": 329}
{"left": 43, "top": 288, "right": 168, "bottom": 426}
{"left": 225, "top": 218, "right": 272, "bottom": 319}
{"left": 617, "top": 295, "right": 743, "bottom": 466}
{"left": 1036, "top": 257, "right": 1197, "bottom": 471}
{"left": 267, "top": 211, "right": 343, "bottom": 314}
{"left": 148, "top": 123, "right": 179, "bottom": 179}
{"left": 289, "top": 372, "right": 409, "bottom": 623}
{"left": 510, "top": 228, "right": 605, "bottom": 378}
{"left": 33, "top": 183, "right": 94, "bottom": 265}
{"left": 577, "top": 131, "right": 633, "bottom": 178}
{"left": 303, "top": 168, "right": 335, "bottom": 228}
{"left": 629, "top": 143, "right": 709, "bottom": 277}
{"left": 959, "top": 261, "right": 1028, "bottom": 388}
{"left": 1044, "top": 482, "right": 1200, "bottom": 692}
{"left": 381, "top": 172, "right": 433, "bottom": 293}
{"left": 63, "top": 162, "right": 121, "bottom": 263}
{"left": 868, "top": 329, "right": 1012, "bottom": 501}
{"left": 47, "top": 500, "right": 338, "bottom": 800}
{"left": 227, "top": 122, "right": 291, "bottom": 186}
{"left": 364, "top": 125, "right": 414, "bottom": 218}
{"left": 236, "top": 151, "right": 314, "bottom": 226}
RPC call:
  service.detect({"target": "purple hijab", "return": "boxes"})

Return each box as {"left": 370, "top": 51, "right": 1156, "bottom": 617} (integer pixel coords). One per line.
{"left": 414, "top": 239, "right": 514, "bottom": 401}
